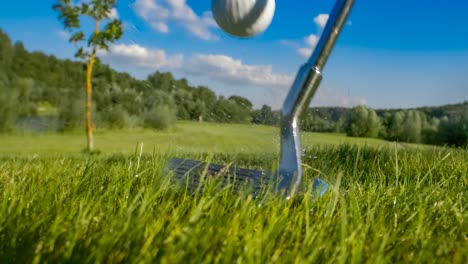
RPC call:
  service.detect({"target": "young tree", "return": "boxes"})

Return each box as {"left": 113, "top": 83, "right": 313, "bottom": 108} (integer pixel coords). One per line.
{"left": 402, "top": 110, "right": 423, "bottom": 143}
{"left": 0, "top": 29, "right": 13, "bottom": 73}
{"left": 345, "top": 105, "right": 382, "bottom": 138}
{"left": 383, "top": 111, "right": 404, "bottom": 141}
{"left": 0, "top": 75, "right": 18, "bottom": 133}
{"left": 437, "top": 113, "right": 468, "bottom": 147}
{"left": 252, "top": 104, "right": 280, "bottom": 126}
{"left": 54, "top": 0, "right": 123, "bottom": 151}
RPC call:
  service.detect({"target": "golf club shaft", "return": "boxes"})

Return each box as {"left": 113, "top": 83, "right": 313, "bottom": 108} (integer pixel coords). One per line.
{"left": 278, "top": 0, "right": 355, "bottom": 193}
{"left": 308, "top": 0, "right": 355, "bottom": 71}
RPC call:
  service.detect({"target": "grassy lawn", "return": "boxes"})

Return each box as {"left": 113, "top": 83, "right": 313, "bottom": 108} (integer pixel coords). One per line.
{"left": 0, "top": 122, "right": 466, "bottom": 263}
{"left": 0, "top": 121, "right": 392, "bottom": 156}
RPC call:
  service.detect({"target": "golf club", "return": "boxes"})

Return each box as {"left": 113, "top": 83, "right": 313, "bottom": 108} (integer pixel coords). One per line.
{"left": 167, "top": 0, "right": 355, "bottom": 197}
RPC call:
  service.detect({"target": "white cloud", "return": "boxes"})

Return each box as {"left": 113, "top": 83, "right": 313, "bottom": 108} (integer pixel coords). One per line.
{"left": 313, "top": 86, "right": 367, "bottom": 107}
{"left": 201, "top": 11, "right": 218, "bottom": 27}
{"left": 97, "top": 44, "right": 292, "bottom": 89}
{"left": 133, "top": 0, "right": 218, "bottom": 40}
{"left": 281, "top": 13, "right": 327, "bottom": 59}
{"left": 305, "top": 34, "right": 319, "bottom": 47}
{"left": 151, "top": 22, "right": 170, "bottom": 33}
{"left": 269, "top": 85, "right": 367, "bottom": 108}
{"left": 133, "top": 0, "right": 170, "bottom": 33}
{"left": 57, "top": 30, "right": 70, "bottom": 40}
{"left": 314, "top": 14, "right": 329, "bottom": 29}
{"left": 297, "top": 34, "right": 319, "bottom": 58}
{"left": 289, "top": 13, "right": 351, "bottom": 59}
{"left": 97, "top": 43, "right": 183, "bottom": 69}
{"left": 280, "top": 34, "right": 320, "bottom": 58}
{"left": 96, "top": 43, "right": 363, "bottom": 108}
{"left": 279, "top": 39, "right": 299, "bottom": 49}
{"left": 297, "top": 47, "right": 312, "bottom": 58}
{"left": 293, "top": 14, "right": 327, "bottom": 58}
{"left": 107, "top": 8, "right": 119, "bottom": 20}
{"left": 184, "top": 54, "right": 294, "bottom": 88}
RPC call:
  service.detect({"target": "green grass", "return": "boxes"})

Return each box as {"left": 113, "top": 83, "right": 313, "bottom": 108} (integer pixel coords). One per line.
{"left": 0, "top": 121, "right": 390, "bottom": 156}
{"left": 0, "top": 122, "right": 466, "bottom": 263}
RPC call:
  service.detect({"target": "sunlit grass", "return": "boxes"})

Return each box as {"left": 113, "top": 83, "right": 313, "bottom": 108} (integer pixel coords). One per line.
{"left": 0, "top": 122, "right": 466, "bottom": 262}
{"left": 0, "top": 121, "right": 391, "bottom": 156}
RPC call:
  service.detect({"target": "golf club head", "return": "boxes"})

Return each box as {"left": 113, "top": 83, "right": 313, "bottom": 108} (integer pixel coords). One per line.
{"left": 167, "top": 158, "right": 270, "bottom": 196}
{"left": 311, "top": 177, "right": 329, "bottom": 197}
{"left": 166, "top": 158, "right": 328, "bottom": 197}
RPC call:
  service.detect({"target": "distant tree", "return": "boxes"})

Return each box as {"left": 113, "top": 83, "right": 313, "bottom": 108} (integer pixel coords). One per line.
{"left": 346, "top": 105, "right": 382, "bottom": 138}
{"left": 383, "top": 111, "right": 403, "bottom": 141}
{"left": 402, "top": 111, "right": 423, "bottom": 143}
{"left": 0, "top": 76, "right": 17, "bottom": 132}
{"left": 436, "top": 113, "right": 468, "bottom": 147}
{"left": 0, "top": 29, "right": 13, "bottom": 73}
{"left": 173, "top": 89, "right": 193, "bottom": 120}
{"left": 193, "top": 86, "right": 217, "bottom": 121}
{"left": 333, "top": 117, "right": 345, "bottom": 133}
{"left": 301, "top": 111, "right": 333, "bottom": 132}
{"left": 299, "top": 107, "right": 350, "bottom": 133}
{"left": 143, "top": 105, "right": 177, "bottom": 130}
{"left": 228, "top": 95, "right": 253, "bottom": 110}
{"left": 13, "top": 78, "right": 38, "bottom": 117}
{"left": 228, "top": 96, "right": 253, "bottom": 123}
{"left": 141, "top": 90, "right": 177, "bottom": 129}
{"left": 54, "top": 0, "right": 123, "bottom": 151}
{"left": 422, "top": 117, "right": 440, "bottom": 145}
{"left": 91, "top": 82, "right": 137, "bottom": 129}
{"left": 252, "top": 104, "right": 279, "bottom": 126}
{"left": 383, "top": 110, "right": 430, "bottom": 144}
{"left": 58, "top": 88, "right": 85, "bottom": 131}
{"left": 211, "top": 97, "right": 251, "bottom": 124}
{"left": 146, "top": 71, "right": 176, "bottom": 93}
{"left": 99, "top": 105, "right": 136, "bottom": 129}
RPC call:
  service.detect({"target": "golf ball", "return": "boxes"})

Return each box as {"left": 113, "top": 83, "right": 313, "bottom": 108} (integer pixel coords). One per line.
{"left": 212, "top": 0, "right": 275, "bottom": 37}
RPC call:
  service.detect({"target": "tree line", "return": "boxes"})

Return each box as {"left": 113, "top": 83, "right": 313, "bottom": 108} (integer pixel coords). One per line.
{"left": 0, "top": 29, "right": 252, "bottom": 132}
{"left": 252, "top": 103, "right": 468, "bottom": 147}
{"left": 0, "top": 28, "right": 466, "bottom": 147}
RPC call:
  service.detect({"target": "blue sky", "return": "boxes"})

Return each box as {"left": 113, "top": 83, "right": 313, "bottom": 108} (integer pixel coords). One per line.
{"left": 1, "top": 0, "right": 467, "bottom": 109}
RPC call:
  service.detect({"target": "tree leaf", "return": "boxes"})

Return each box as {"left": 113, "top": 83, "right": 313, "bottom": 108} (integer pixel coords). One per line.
{"left": 80, "top": 3, "right": 90, "bottom": 15}
{"left": 70, "top": 31, "right": 85, "bottom": 43}
{"left": 53, "top": 1, "right": 81, "bottom": 29}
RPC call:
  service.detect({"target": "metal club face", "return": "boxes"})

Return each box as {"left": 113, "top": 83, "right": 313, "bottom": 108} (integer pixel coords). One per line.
{"left": 167, "top": 0, "right": 355, "bottom": 198}
{"left": 167, "top": 158, "right": 271, "bottom": 196}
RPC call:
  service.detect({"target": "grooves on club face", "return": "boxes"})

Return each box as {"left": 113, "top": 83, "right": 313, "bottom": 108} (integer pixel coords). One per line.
{"left": 166, "top": 158, "right": 329, "bottom": 197}
{"left": 166, "top": 158, "right": 272, "bottom": 196}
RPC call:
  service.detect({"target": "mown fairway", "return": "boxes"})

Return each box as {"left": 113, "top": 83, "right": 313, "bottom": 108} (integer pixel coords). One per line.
{"left": 0, "top": 121, "right": 390, "bottom": 156}
{"left": 0, "top": 122, "right": 466, "bottom": 263}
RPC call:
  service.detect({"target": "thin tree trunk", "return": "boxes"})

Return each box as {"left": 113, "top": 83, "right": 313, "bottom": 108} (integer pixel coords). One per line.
{"left": 85, "top": 20, "right": 100, "bottom": 152}
{"left": 85, "top": 55, "right": 95, "bottom": 151}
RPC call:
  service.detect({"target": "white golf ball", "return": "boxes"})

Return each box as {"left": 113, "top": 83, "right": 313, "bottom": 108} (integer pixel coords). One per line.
{"left": 212, "top": 0, "right": 275, "bottom": 37}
